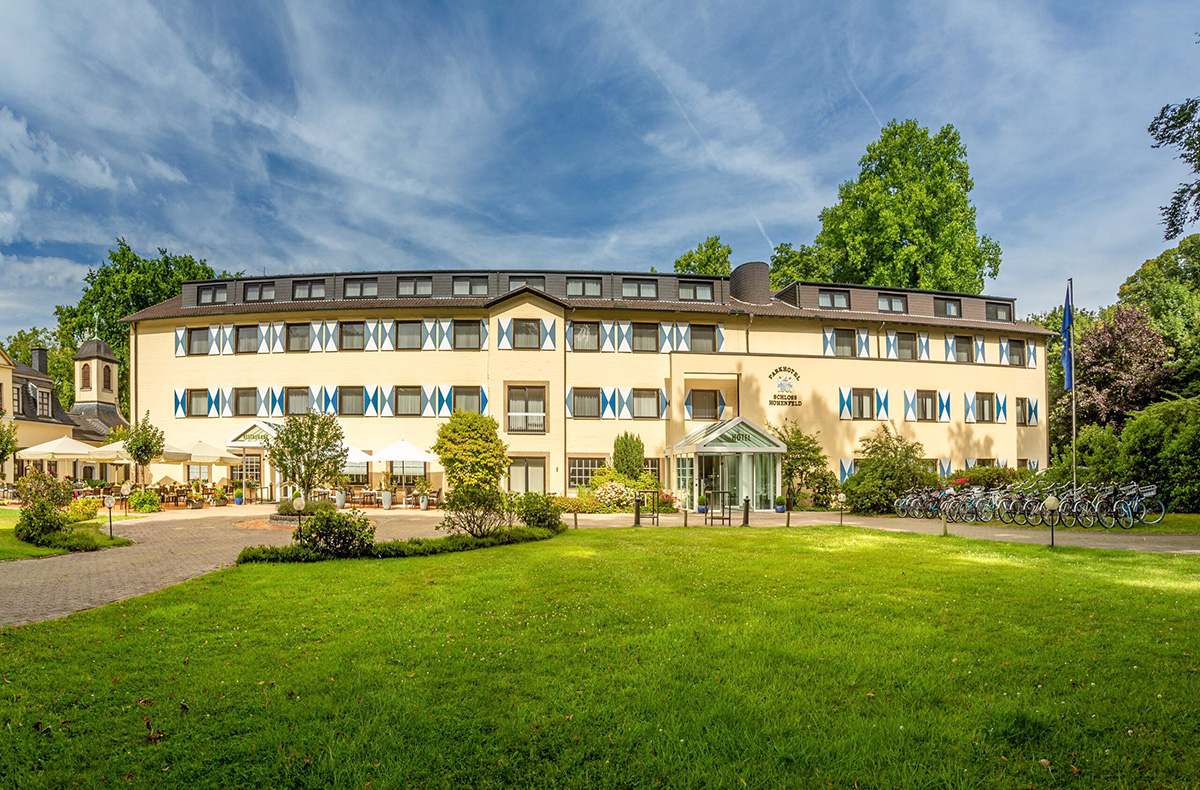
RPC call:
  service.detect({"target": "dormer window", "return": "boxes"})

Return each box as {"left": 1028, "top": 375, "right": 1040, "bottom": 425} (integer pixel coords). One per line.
{"left": 622, "top": 279, "right": 657, "bottom": 299}
{"left": 934, "top": 297, "right": 961, "bottom": 318}
{"left": 344, "top": 278, "right": 378, "bottom": 299}
{"left": 818, "top": 289, "right": 850, "bottom": 309}
{"left": 878, "top": 294, "right": 907, "bottom": 313}
{"left": 197, "top": 284, "right": 227, "bottom": 305}
{"left": 397, "top": 277, "right": 432, "bottom": 296}
{"left": 679, "top": 281, "right": 713, "bottom": 301}
{"left": 37, "top": 389, "right": 51, "bottom": 418}
{"left": 244, "top": 282, "right": 275, "bottom": 302}
{"left": 986, "top": 302, "right": 1012, "bottom": 321}
{"left": 293, "top": 279, "right": 326, "bottom": 300}
{"left": 566, "top": 277, "right": 601, "bottom": 297}
{"left": 453, "top": 276, "right": 488, "bottom": 296}
{"left": 12, "top": 386, "right": 20, "bottom": 414}
{"left": 509, "top": 276, "right": 545, "bottom": 291}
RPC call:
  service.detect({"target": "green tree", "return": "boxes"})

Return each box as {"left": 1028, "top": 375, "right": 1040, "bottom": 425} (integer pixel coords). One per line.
{"left": 0, "top": 409, "right": 18, "bottom": 482}
{"left": 433, "top": 411, "right": 510, "bottom": 493}
{"left": 673, "top": 236, "right": 732, "bottom": 276}
{"left": 2, "top": 326, "right": 78, "bottom": 410}
{"left": 265, "top": 411, "right": 348, "bottom": 498}
{"left": 813, "top": 119, "right": 1001, "bottom": 293}
{"left": 768, "top": 242, "right": 829, "bottom": 288}
{"left": 1149, "top": 91, "right": 1200, "bottom": 239}
{"left": 612, "top": 432, "right": 645, "bottom": 479}
{"left": 121, "top": 411, "right": 165, "bottom": 490}
{"left": 767, "top": 418, "right": 829, "bottom": 503}
{"left": 841, "top": 424, "right": 937, "bottom": 515}
{"left": 55, "top": 238, "right": 239, "bottom": 414}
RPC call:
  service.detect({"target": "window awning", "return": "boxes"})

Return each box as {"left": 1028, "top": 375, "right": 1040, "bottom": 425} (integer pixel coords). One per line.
{"left": 670, "top": 417, "right": 786, "bottom": 455}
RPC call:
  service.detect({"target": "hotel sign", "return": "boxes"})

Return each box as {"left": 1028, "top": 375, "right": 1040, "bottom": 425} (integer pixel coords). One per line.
{"left": 768, "top": 366, "right": 803, "bottom": 407}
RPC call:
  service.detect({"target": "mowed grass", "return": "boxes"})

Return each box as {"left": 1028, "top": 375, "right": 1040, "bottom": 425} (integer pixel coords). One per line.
{"left": 3, "top": 527, "right": 1200, "bottom": 789}
{"left": 0, "top": 508, "right": 133, "bottom": 561}
{"left": 961, "top": 512, "right": 1200, "bottom": 535}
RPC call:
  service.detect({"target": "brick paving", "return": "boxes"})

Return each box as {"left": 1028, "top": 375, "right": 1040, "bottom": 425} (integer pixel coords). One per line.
{"left": 2, "top": 505, "right": 1197, "bottom": 629}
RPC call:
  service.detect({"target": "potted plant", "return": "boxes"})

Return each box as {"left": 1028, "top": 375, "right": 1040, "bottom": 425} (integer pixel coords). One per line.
{"left": 774, "top": 495, "right": 786, "bottom": 513}
{"left": 331, "top": 473, "right": 350, "bottom": 509}
{"left": 212, "top": 486, "right": 227, "bottom": 507}
{"left": 186, "top": 480, "right": 204, "bottom": 509}
{"left": 414, "top": 477, "right": 431, "bottom": 511}
{"left": 380, "top": 471, "right": 397, "bottom": 510}
{"left": 233, "top": 487, "right": 244, "bottom": 505}
{"left": 697, "top": 494, "right": 708, "bottom": 514}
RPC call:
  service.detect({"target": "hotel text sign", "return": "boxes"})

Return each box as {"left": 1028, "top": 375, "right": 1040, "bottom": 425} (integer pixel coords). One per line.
{"left": 768, "top": 366, "right": 803, "bottom": 407}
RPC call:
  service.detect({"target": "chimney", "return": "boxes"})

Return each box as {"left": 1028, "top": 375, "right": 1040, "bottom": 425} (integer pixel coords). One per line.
{"left": 30, "top": 347, "right": 48, "bottom": 374}
{"left": 729, "top": 261, "right": 772, "bottom": 305}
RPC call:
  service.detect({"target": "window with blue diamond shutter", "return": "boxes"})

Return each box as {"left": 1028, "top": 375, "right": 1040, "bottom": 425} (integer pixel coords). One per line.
{"left": 938, "top": 390, "right": 951, "bottom": 422}
{"left": 904, "top": 389, "right": 917, "bottom": 421}
{"left": 838, "top": 387, "right": 852, "bottom": 420}
{"left": 875, "top": 389, "right": 888, "bottom": 420}
{"left": 822, "top": 327, "right": 835, "bottom": 357}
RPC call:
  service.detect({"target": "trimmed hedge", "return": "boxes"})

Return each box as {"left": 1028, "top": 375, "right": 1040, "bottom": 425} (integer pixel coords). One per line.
{"left": 237, "top": 521, "right": 566, "bottom": 564}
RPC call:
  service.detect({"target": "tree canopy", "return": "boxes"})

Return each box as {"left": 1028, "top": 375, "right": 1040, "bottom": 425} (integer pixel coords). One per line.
{"left": 673, "top": 236, "right": 732, "bottom": 276}
{"left": 1149, "top": 94, "right": 1200, "bottom": 239}
{"left": 767, "top": 243, "right": 828, "bottom": 289}
{"left": 266, "top": 411, "right": 348, "bottom": 498}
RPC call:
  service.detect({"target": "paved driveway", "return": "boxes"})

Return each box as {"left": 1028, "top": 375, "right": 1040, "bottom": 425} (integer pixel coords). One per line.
{"left": 2, "top": 506, "right": 1198, "bottom": 628}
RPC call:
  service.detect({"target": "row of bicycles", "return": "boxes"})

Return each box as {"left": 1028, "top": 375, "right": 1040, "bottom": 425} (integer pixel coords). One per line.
{"left": 894, "top": 480, "right": 1166, "bottom": 529}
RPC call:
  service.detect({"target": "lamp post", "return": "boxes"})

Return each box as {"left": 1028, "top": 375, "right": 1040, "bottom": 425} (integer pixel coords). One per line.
{"left": 837, "top": 492, "right": 846, "bottom": 526}
{"left": 1043, "top": 495, "right": 1060, "bottom": 548}
{"left": 293, "top": 493, "right": 306, "bottom": 531}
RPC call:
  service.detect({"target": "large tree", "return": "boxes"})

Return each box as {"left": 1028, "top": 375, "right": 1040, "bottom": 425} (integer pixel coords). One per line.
{"left": 54, "top": 238, "right": 238, "bottom": 414}
{"left": 673, "top": 236, "right": 732, "bottom": 276}
{"left": 1149, "top": 91, "right": 1200, "bottom": 239}
{"left": 266, "top": 411, "right": 348, "bottom": 498}
{"left": 767, "top": 242, "right": 829, "bottom": 288}
{"left": 812, "top": 119, "right": 1001, "bottom": 293}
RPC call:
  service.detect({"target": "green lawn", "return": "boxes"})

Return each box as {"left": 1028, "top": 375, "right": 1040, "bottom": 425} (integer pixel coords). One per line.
{"left": 968, "top": 512, "right": 1200, "bottom": 535}
{"left": 3, "top": 526, "right": 1199, "bottom": 788}
{"left": 0, "top": 508, "right": 134, "bottom": 561}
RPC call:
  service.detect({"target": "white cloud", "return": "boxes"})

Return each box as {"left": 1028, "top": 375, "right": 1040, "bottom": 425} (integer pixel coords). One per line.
{"left": 141, "top": 154, "right": 189, "bottom": 184}
{"left": 0, "top": 106, "right": 122, "bottom": 190}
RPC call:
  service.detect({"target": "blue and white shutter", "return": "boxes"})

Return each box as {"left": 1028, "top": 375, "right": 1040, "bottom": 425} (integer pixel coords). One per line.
{"left": 875, "top": 388, "right": 888, "bottom": 420}
{"left": 540, "top": 319, "right": 555, "bottom": 350}
{"left": 271, "top": 387, "right": 285, "bottom": 418}
{"left": 174, "top": 328, "right": 187, "bottom": 357}
{"left": 1028, "top": 397, "right": 1039, "bottom": 426}
{"left": 326, "top": 386, "right": 340, "bottom": 415}
{"left": 903, "top": 389, "right": 917, "bottom": 421}
{"left": 839, "top": 459, "right": 856, "bottom": 483}
{"left": 1026, "top": 340, "right": 1038, "bottom": 368}
{"left": 364, "top": 386, "right": 380, "bottom": 417}
{"left": 480, "top": 385, "right": 489, "bottom": 416}
{"left": 963, "top": 391, "right": 976, "bottom": 423}
{"left": 208, "top": 325, "right": 221, "bottom": 356}
{"left": 173, "top": 389, "right": 186, "bottom": 417}
{"left": 309, "top": 321, "right": 324, "bottom": 352}
{"left": 885, "top": 330, "right": 898, "bottom": 360}
{"left": 684, "top": 390, "right": 692, "bottom": 420}
{"left": 618, "top": 321, "right": 632, "bottom": 352}
{"left": 938, "top": 390, "right": 951, "bottom": 422}
{"left": 998, "top": 338, "right": 1010, "bottom": 365}
{"left": 480, "top": 319, "right": 489, "bottom": 349}
{"left": 379, "top": 385, "right": 394, "bottom": 417}
{"left": 717, "top": 390, "right": 727, "bottom": 419}
{"left": 364, "top": 320, "right": 380, "bottom": 351}
{"left": 256, "top": 386, "right": 271, "bottom": 418}
{"left": 271, "top": 322, "right": 285, "bottom": 353}
{"left": 617, "top": 388, "right": 633, "bottom": 419}
{"left": 1028, "top": 459, "right": 1040, "bottom": 471}
{"left": 822, "top": 327, "right": 835, "bottom": 357}
{"left": 220, "top": 387, "right": 233, "bottom": 417}
{"left": 838, "top": 387, "right": 852, "bottom": 420}
{"left": 564, "top": 387, "right": 573, "bottom": 418}
{"left": 674, "top": 323, "right": 690, "bottom": 352}
{"left": 421, "top": 385, "right": 437, "bottom": 417}
{"left": 856, "top": 328, "right": 871, "bottom": 357}
{"left": 564, "top": 321, "right": 572, "bottom": 352}
{"left": 496, "top": 317, "right": 513, "bottom": 350}
{"left": 422, "top": 319, "right": 437, "bottom": 350}
{"left": 437, "top": 386, "right": 453, "bottom": 417}
{"left": 325, "top": 321, "right": 339, "bottom": 352}
{"left": 601, "top": 387, "right": 617, "bottom": 419}
{"left": 257, "top": 323, "right": 271, "bottom": 354}
{"left": 659, "top": 388, "right": 670, "bottom": 419}
{"left": 221, "top": 325, "right": 235, "bottom": 355}
{"left": 965, "top": 458, "right": 977, "bottom": 469}
{"left": 974, "top": 336, "right": 986, "bottom": 364}
{"left": 206, "top": 387, "right": 220, "bottom": 417}
{"left": 600, "top": 321, "right": 615, "bottom": 352}
{"left": 659, "top": 323, "right": 673, "bottom": 353}
{"left": 938, "top": 458, "right": 952, "bottom": 477}
{"left": 918, "top": 332, "right": 930, "bottom": 361}
{"left": 381, "top": 320, "right": 395, "bottom": 351}
{"left": 437, "top": 320, "right": 453, "bottom": 351}
{"left": 996, "top": 393, "right": 1007, "bottom": 424}
{"left": 944, "top": 334, "right": 956, "bottom": 362}
{"left": 716, "top": 324, "right": 725, "bottom": 352}
{"left": 998, "top": 458, "right": 1009, "bottom": 469}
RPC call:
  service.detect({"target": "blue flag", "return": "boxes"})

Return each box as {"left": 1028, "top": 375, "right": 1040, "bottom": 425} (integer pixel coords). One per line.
{"left": 1061, "top": 282, "right": 1074, "bottom": 391}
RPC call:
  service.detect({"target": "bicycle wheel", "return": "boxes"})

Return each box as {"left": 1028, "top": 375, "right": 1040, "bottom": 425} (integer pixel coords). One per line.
{"left": 1117, "top": 501, "right": 1136, "bottom": 529}
{"left": 1024, "top": 500, "right": 1043, "bottom": 527}
{"left": 1142, "top": 498, "right": 1166, "bottom": 525}
{"left": 998, "top": 499, "right": 1014, "bottom": 524}
{"left": 894, "top": 497, "right": 906, "bottom": 517}
{"left": 1075, "top": 500, "right": 1095, "bottom": 529}
{"left": 1095, "top": 499, "right": 1116, "bottom": 529}
{"left": 1012, "top": 500, "right": 1028, "bottom": 525}
{"left": 977, "top": 500, "right": 995, "bottom": 523}
{"left": 1060, "top": 502, "right": 1076, "bottom": 528}
{"left": 1043, "top": 507, "right": 1061, "bottom": 528}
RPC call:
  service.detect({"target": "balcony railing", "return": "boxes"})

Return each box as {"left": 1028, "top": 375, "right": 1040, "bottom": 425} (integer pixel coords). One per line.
{"left": 507, "top": 413, "right": 547, "bottom": 434}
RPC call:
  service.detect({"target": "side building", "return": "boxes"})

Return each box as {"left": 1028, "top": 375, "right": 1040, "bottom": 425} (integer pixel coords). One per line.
{"left": 122, "top": 261, "right": 1051, "bottom": 508}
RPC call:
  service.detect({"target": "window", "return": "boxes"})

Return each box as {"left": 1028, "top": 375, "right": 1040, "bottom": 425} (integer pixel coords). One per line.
{"left": 187, "top": 328, "right": 210, "bottom": 356}
{"left": 244, "top": 281, "right": 275, "bottom": 302}
{"left": 507, "top": 386, "right": 546, "bottom": 434}
{"left": 675, "top": 457, "right": 694, "bottom": 496}
{"left": 395, "top": 321, "right": 421, "bottom": 350}
{"left": 339, "top": 386, "right": 366, "bottom": 416}
{"left": 691, "top": 324, "right": 717, "bottom": 353}
{"left": 976, "top": 392, "right": 995, "bottom": 423}
{"left": 834, "top": 328, "right": 856, "bottom": 357}
{"left": 986, "top": 302, "right": 1012, "bottom": 321}
{"left": 508, "top": 458, "right": 546, "bottom": 494}
{"left": 643, "top": 458, "right": 661, "bottom": 481}
{"left": 344, "top": 278, "right": 378, "bottom": 299}
{"left": 339, "top": 321, "right": 366, "bottom": 351}
{"left": 975, "top": 458, "right": 996, "bottom": 468}
{"left": 397, "top": 277, "right": 432, "bottom": 296}
{"left": 955, "top": 335, "right": 974, "bottom": 363}
{"left": 234, "top": 388, "right": 257, "bottom": 417}
{"left": 1015, "top": 397, "right": 1028, "bottom": 426}
{"left": 186, "top": 465, "right": 210, "bottom": 483}
{"left": 103, "top": 366, "right": 112, "bottom": 391}
{"left": 509, "top": 276, "right": 545, "bottom": 291}
{"left": 12, "top": 385, "right": 20, "bottom": 414}
{"left": 1009, "top": 340, "right": 1025, "bottom": 367}
{"left": 1017, "top": 458, "right": 1031, "bottom": 470}
{"left": 897, "top": 332, "right": 917, "bottom": 360}
{"left": 453, "top": 386, "right": 482, "bottom": 414}
{"left": 571, "top": 321, "right": 599, "bottom": 351}
{"left": 916, "top": 390, "right": 936, "bottom": 422}
{"left": 878, "top": 294, "right": 907, "bottom": 312}
{"left": 235, "top": 325, "right": 258, "bottom": 354}
{"left": 679, "top": 281, "right": 713, "bottom": 301}
{"left": 851, "top": 388, "right": 874, "bottom": 420}
{"left": 568, "top": 457, "right": 603, "bottom": 488}
{"left": 819, "top": 289, "right": 850, "bottom": 309}
{"left": 934, "top": 298, "right": 961, "bottom": 317}
{"left": 37, "top": 390, "right": 51, "bottom": 418}
{"left": 513, "top": 319, "right": 541, "bottom": 350}
{"left": 453, "top": 276, "right": 487, "bottom": 296}
{"left": 632, "top": 389, "right": 659, "bottom": 419}
{"left": 81, "top": 363, "right": 91, "bottom": 390}
{"left": 690, "top": 389, "right": 719, "bottom": 420}
{"left": 197, "top": 284, "right": 227, "bottom": 305}
{"left": 187, "top": 389, "right": 208, "bottom": 417}
{"left": 393, "top": 386, "right": 421, "bottom": 416}
{"left": 622, "top": 279, "right": 657, "bottom": 299}
{"left": 344, "top": 462, "right": 368, "bottom": 486}
{"left": 285, "top": 387, "right": 310, "bottom": 415}
{"left": 632, "top": 323, "right": 658, "bottom": 352}
{"left": 567, "top": 277, "right": 601, "bottom": 297}
{"left": 286, "top": 323, "right": 311, "bottom": 352}
{"left": 389, "top": 461, "right": 427, "bottom": 486}
{"left": 293, "top": 279, "right": 326, "bottom": 300}
{"left": 572, "top": 388, "right": 600, "bottom": 418}
{"left": 453, "top": 320, "right": 481, "bottom": 350}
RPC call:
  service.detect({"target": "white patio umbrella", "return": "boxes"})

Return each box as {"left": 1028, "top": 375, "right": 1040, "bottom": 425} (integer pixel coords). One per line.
{"left": 94, "top": 440, "right": 192, "bottom": 464}
{"left": 371, "top": 439, "right": 435, "bottom": 464}
{"left": 17, "top": 436, "right": 101, "bottom": 461}
{"left": 341, "top": 445, "right": 373, "bottom": 463}
{"left": 182, "top": 440, "right": 241, "bottom": 467}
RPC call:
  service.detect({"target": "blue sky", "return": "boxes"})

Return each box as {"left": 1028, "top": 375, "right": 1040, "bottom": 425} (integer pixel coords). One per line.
{"left": 0, "top": 0, "right": 1196, "bottom": 337}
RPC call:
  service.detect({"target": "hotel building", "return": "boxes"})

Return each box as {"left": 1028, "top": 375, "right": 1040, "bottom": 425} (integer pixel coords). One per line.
{"left": 122, "top": 261, "right": 1051, "bottom": 508}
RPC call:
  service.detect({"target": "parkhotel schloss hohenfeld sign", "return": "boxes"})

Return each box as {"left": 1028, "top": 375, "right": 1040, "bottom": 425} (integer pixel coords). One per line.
{"left": 769, "top": 366, "right": 803, "bottom": 407}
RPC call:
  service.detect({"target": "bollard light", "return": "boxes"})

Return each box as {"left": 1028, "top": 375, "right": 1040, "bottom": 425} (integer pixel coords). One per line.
{"left": 293, "top": 494, "right": 306, "bottom": 529}
{"left": 837, "top": 492, "right": 846, "bottom": 526}
{"left": 1043, "top": 495, "right": 1060, "bottom": 548}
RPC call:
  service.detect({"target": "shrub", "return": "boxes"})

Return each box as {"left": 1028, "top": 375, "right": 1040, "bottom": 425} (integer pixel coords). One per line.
{"left": 236, "top": 545, "right": 329, "bottom": 563}
{"left": 129, "top": 490, "right": 162, "bottom": 513}
{"left": 842, "top": 424, "right": 938, "bottom": 515}
{"left": 553, "top": 495, "right": 602, "bottom": 513}
{"left": 64, "top": 497, "right": 100, "bottom": 524}
{"left": 16, "top": 469, "right": 73, "bottom": 510}
{"left": 808, "top": 468, "right": 841, "bottom": 508}
{"left": 276, "top": 499, "right": 336, "bottom": 517}
{"left": 613, "top": 432, "right": 645, "bottom": 479}
{"left": 49, "top": 530, "right": 101, "bottom": 552}
{"left": 774, "top": 495, "right": 786, "bottom": 507}
{"left": 439, "top": 487, "right": 514, "bottom": 537}
{"left": 593, "top": 480, "right": 634, "bottom": 508}
{"left": 947, "top": 466, "right": 1032, "bottom": 489}
{"left": 293, "top": 508, "right": 375, "bottom": 558}
{"left": 15, "top": 500, "right": 68, "bottom": 546}
{"left": 516, "top": 492, "right": 563, "bottom": 531}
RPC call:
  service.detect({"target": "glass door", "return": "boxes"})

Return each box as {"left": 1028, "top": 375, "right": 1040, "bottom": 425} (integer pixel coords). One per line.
{"left": 754, "top": 453, "right": 774, "bottom": 510}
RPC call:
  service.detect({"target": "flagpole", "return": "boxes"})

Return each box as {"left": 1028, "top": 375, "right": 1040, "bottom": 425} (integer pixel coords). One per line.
{"left": 1069, "top": 278, "right": 1077, "bottom": 496}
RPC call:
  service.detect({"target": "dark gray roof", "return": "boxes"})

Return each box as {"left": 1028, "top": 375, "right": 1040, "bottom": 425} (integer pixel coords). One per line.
{"left": 69, "top": 402, "right": 129, "bottom": 443}
{"left": 74, "top": 339, "right": 120, "bottom": 363}
{"left": 10, "top": 369, "right": 76, "bottom": 427}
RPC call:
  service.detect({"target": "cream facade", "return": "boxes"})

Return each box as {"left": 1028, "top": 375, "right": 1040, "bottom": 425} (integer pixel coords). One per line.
{"left": 124, "top": 263, "right": 1051, "bottom": 508}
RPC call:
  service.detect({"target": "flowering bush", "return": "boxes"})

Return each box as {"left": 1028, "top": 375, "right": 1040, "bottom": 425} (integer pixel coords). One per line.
{"left": 64, "top": 497, "right": 100, "bottom": 524}
{"left": 593, "top": 481, "right": 634, "bottom": 508}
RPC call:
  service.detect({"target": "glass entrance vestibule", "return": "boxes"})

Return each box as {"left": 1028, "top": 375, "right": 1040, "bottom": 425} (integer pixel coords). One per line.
{"left": 669, "top": 418, "right": 786, "bottom": 510}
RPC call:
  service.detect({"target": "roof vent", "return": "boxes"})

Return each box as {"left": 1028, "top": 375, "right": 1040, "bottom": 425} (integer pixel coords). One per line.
{"left": 729, "top": 261, "right": 771, "bottom": 305}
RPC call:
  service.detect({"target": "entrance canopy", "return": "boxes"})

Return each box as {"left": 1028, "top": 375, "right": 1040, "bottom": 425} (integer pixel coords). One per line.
{"left": 670, "top": 417, "right": 786, "bottom": 455}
